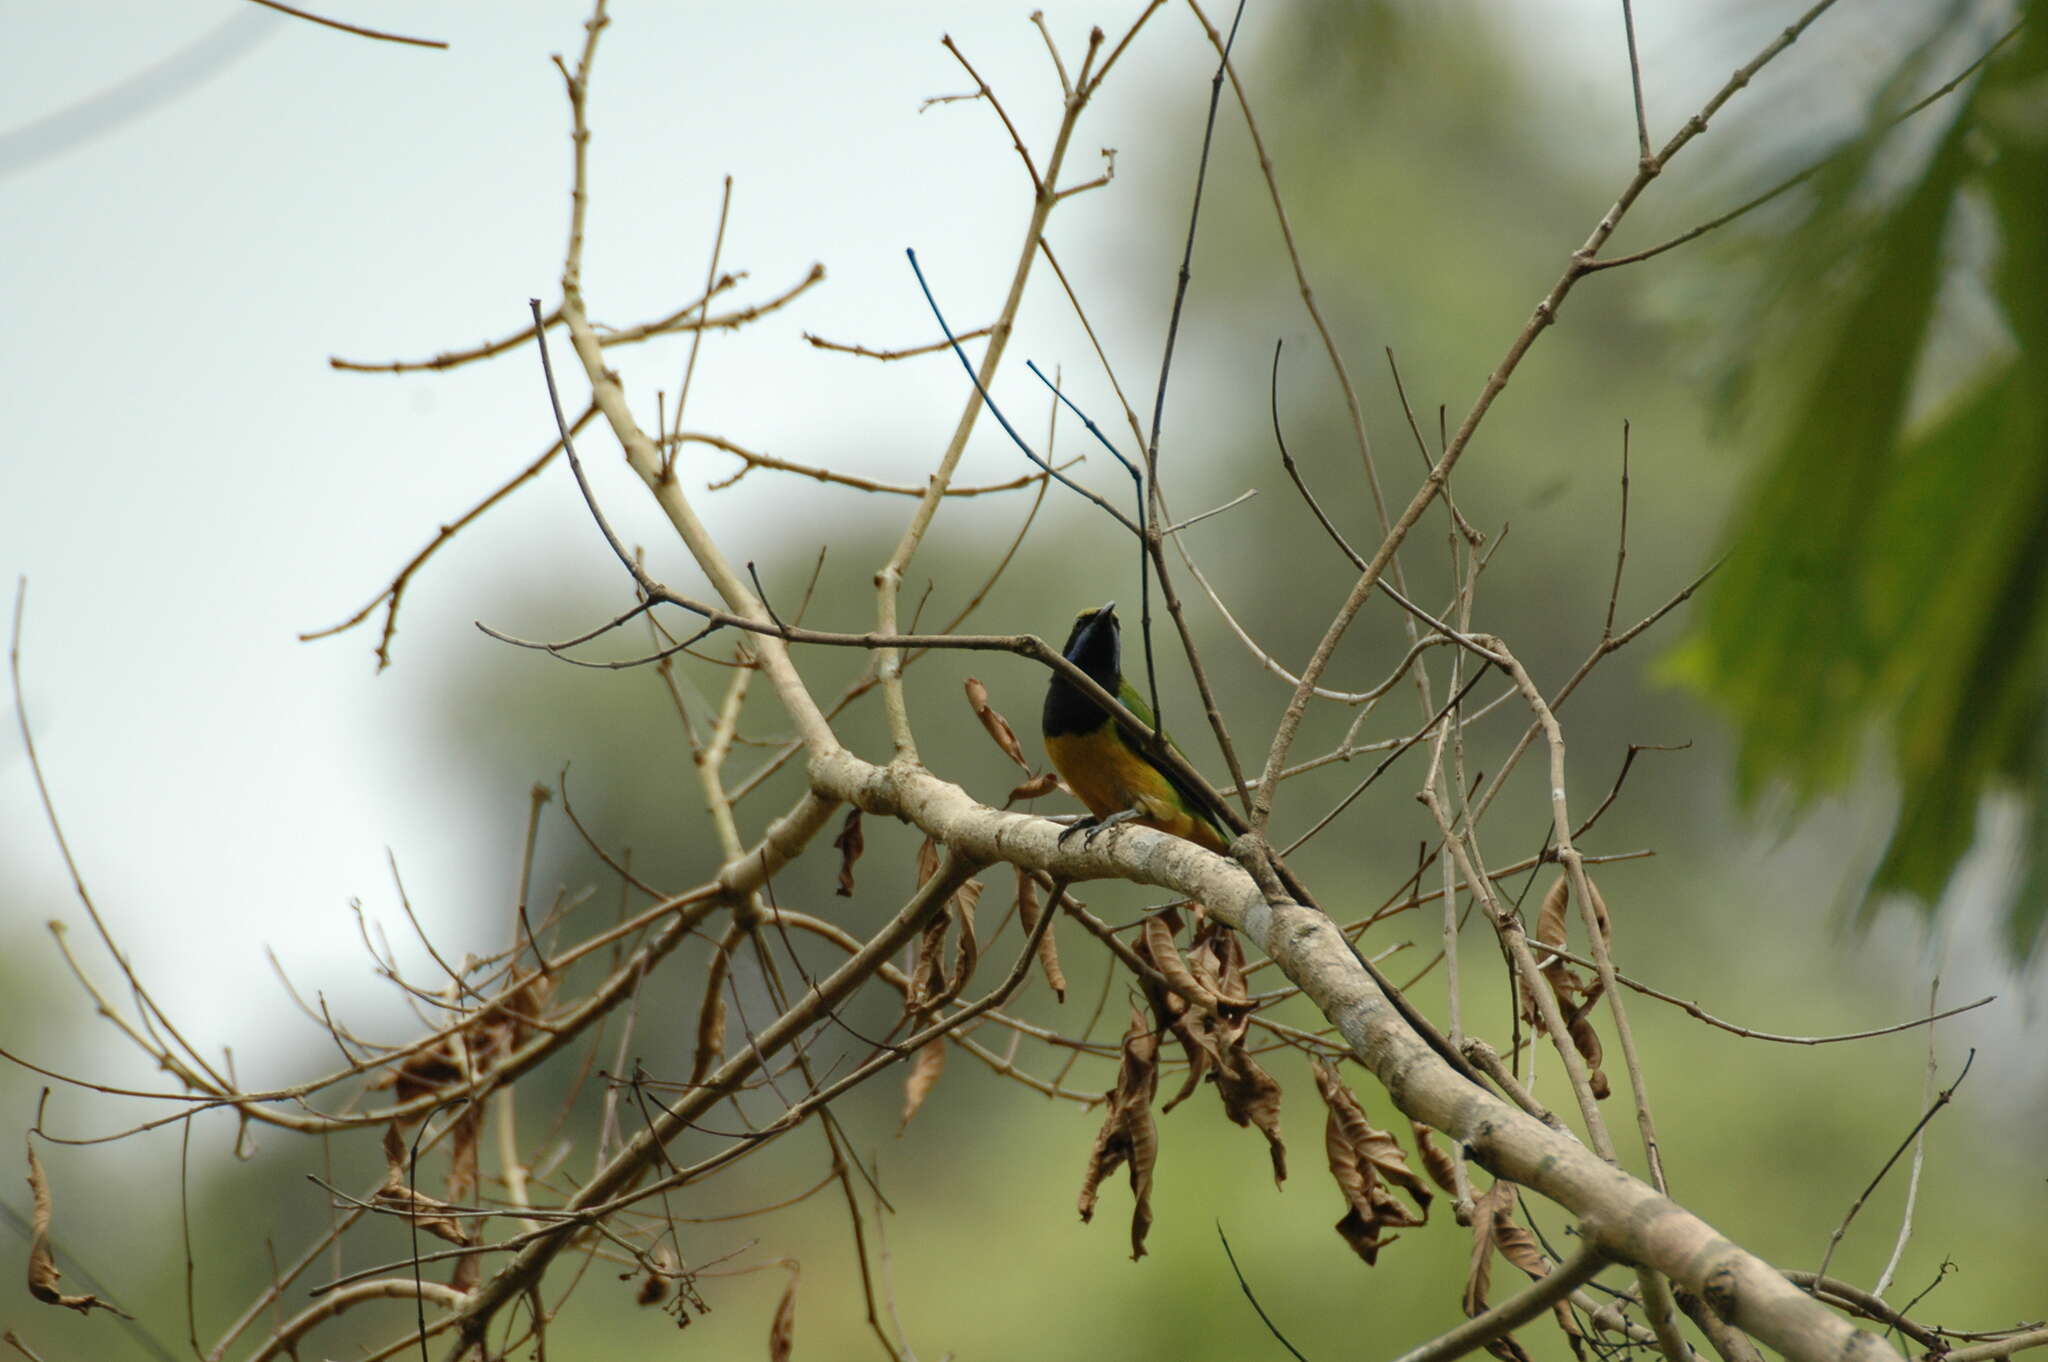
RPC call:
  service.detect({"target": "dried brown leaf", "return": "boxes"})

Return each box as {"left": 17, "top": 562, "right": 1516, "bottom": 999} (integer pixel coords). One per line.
{"left": 692, "top": 949, "right": 731, "bottom": 1088}
{"left": 831, "top": 808, "right": 863, "bottom": 897}
{"left": 899, "top": 1039, "right": 944, "bottom": 1134}
{"left": 1188, "top": 920, "right": 1251, "bottom": 1012}
{"left": 1214, "top": 1040, "right": 1286, "bottom": 1186}
{"left": 1412, "top": 1120, "right": 1460, "bottom": 1196}
{"left": 1584, "top": 874, "right": 1612, "bottom": 948}
{"left": 374, "top": 1123, "right": 473, "bottom": 1248}
{"left": 1008, "top": 771, "right": 1062, "bottom": 802}
{"left": 371, "top": 1039, "right": 464, "bottom": 1106}
{"left": 768, "top": 1262, "right": 798, "bottom": 1362}
{"left": 1523, "top": 875, "right": 1613, "bottom": 1099}
{"left": 1315, "top": 1059, "right": 1429, "bottom": 1265}
{"left": 906, "top": 909, "right": 948, "bottom": 1015}
{"left": 965, "top": 676, "right": 1031, "bottom": 770}
{"left": 1493, "top": 1216, "right": 1549, "bottom": 1280}
{"left": 949, "top": 878, "right": 983, "bottom": 990}
{"left": 1015, "top": 868, "right": 1066, "bottom": 1000}
{"left": 1078, "top": 1007, "right": 1159, "bottom": 1260}
{"left": 915, "top": 835, "right": 940, "bottom": 889}
{"left": 1465, "top": 1180, "right": 1577, "bottom": 1350}
{"left": 1139, "top": 909, "right": 1219, "bottom": 1013}
{"left": 1463, "top": 1180, "right": 1516, "bottom": 1315}
{"left": 25, "top": 1142, "right": 129, "bottom": 1318}
{"left": 1536, "top": 874, "right": 1570, "bottom": 949}
{"left": 1566, "top": 1008, "right": 1611, "bottom": 1100}
{"left": 1483, "top": 1333, "right": 1539, "bottom": 1362}
{"left": 1157, "top": 1011, "right": 1213, "bottom": 1114}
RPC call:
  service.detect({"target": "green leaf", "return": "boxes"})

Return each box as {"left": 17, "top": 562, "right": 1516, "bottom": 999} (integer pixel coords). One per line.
{"left": 1681, "top": 15, "right": 2048, "bottom": 959}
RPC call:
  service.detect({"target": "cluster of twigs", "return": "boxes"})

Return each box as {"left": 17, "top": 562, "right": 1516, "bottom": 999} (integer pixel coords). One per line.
{"left": 9, "top": 5, "right": 2039, "bottom": 1362}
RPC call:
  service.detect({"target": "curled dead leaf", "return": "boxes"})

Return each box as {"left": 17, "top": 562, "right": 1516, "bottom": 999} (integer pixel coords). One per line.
{"left": 1008, "top": 771, "right": 1062, "bottom": 803}
{"left": 965, "top": 677, "right": 1031, "bottom": 770}
{"left": 1187, "top": 919, "right": 1251, "bottom": 1012}
{"left": 1213, "top": 1040, "right": 1286, "bottom": 1186}
{"left": 374, "top": 1123, "right": 474, "bottom": 1248}
{"left": 1015, "top": 868, "right": 1066, "bottom": 1000}
{"left": 1522, "top": 876, "right": 1611, "bottom": 1100}
{"left": 1584, "top": 873, "right": 1612, "bottom": 948}
{"left": 25, "top": 1141, "right": 130, "bottom": 1318}
{"left": 831, "top": 808, "right": 863, "bottom": 897}
{"left": 1464, "top": 1179, "right": 1578, "bottom": 1349}
{"left": 1138, "top": 909, "right": 1220, "bottom": 1014}
{"left": 1412, "top": 1120, "right": 1460, "bottom": 1196}
{"left": 1078, "top": 1007, "right": 1159, "bottom": 1260}
{"left": 692, "top": 929, "right": 738, "bottom": 1087}
{"left": 899, "top": 1039, "right": 944, "bottom": 1134}
{"left": 1536, "top": 875, "right": 1570, "bottom": 951}
{"left": 1314, "top": 1058, "right": 1429, "bottom": 1266}
{"left": 768, "top": 1261, "right": 798, "bottom": 1362}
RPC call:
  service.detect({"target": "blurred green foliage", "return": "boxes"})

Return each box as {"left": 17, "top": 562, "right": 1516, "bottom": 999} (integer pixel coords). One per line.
{"left": 1673, "top": 7, "right": 2048, "bottom": 958}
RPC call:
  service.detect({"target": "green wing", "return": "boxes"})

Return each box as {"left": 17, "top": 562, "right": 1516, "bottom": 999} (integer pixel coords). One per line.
{"left": 1112, "top": 678, "right": 1231, "bottom": 840}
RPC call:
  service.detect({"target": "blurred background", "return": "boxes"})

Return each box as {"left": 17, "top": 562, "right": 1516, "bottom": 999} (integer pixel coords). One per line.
{"left": 2, "top": 2, "right": 2039, "bottom": 1359}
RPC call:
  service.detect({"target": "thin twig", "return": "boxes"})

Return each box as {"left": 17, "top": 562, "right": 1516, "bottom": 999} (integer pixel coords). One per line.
{"left": 1814, "top": 1050, "right": 1975, "bottom": 1285}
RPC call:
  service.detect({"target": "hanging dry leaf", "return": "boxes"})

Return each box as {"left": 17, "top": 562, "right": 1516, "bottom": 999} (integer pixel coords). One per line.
{"left": 371, "top": 1038, "right": 465, "bottom": 1107}
{"left": 1483, "top": 1332, "right": 1539, "bottom": 1362}
{"left": 949, "top": 878, "right": 983, "bottom": 993}
{"left": 905, "top": 838, "right": 951, "bottom": 1014}
{"left": 1008, "top": 770, "right": 1062, "bottom": 802}
{"left": 1583, "top": 873, "right": 1612, "bottom": 948}
{"left": 373, "top": 1124, "right": 474, "bottom": 1248}
{"left": 1492, "top": 1214, "right": 1549, "bottom": 1280}
{"left": 899, "top": 1039, "right": 945, "bottom": 1134}
{"left": 1187, "top": 919, "right": 1251, "bottom": 1012}
{"left": 25, "top": 1142, "right": 129, "bottom": 1318}
{"left": 636, "top": 1246, "right": 676, "bottom": 1307}
{"left": 1522, "top": 875, "right": 1611, "bottom": 1100}
{"left": 1463, "top": 1179, "right": 1514, "bottom": 1316}
{"left": 767, "top": 1261, "right": 798, "bottom": 1362}
{"left": 1465, "top": 1178, "right": 1579, "bottom": 1349}
{"left": 1315, "top": 1059, "right": 1429, "bottom": 1266}
{"left": 1213, "top": 1040, "right": 1286, "bottom": 1186}
{"left": 1565, "top": 1007, "right": 1610, "bottom": 1100}
{"left": 1078, "top": 1007, "right": 1160, "bottom": 1260}
{"left": 692, "top": 937, "right": 734, "bottom": 1088}
{"left": 1536, "top": 875, "right": 1570, "bottom": 951}
{"left": 1412, "top": 1120, "right": 1460, "bottom": 1196}
{"left": 906, "top": 908, "right": 949, "bottom": 1016}
{"left": 1015, "top": 868, "right": 1066, "bottom": 1000}
{"left": 1139, "top": 909, "right": 1220, "bottom": 1014}
{"left": 365, "top": 975, "right": 546, "bottom": 1113}
{"left": 965, "top": 677, "right": 1031, "bottom": 770}
{"left": 1130, "top": 908, "right": 1218, "bottom": 1111}
{"left": 831, "top": 808, "right": 864, "bottom": 897}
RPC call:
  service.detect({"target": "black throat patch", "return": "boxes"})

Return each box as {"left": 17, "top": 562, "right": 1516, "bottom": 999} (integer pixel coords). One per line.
{"left": 1042, "top": 606, "right": 1120, "bottom": 739}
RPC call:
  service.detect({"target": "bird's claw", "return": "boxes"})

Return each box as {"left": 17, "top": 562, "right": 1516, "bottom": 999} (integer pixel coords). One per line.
{"left": 1056, "top": 809, "right": 1143, "bottom": 850}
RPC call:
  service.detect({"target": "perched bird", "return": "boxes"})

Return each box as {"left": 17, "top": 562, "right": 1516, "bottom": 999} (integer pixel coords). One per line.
{"left": 1041, "top": 602, "right": 1232, "bottom": 854}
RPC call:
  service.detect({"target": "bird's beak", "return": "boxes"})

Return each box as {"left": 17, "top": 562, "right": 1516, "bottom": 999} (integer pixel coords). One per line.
{"left": 1099, "top": 600, "right": 1116, "bottom": 616}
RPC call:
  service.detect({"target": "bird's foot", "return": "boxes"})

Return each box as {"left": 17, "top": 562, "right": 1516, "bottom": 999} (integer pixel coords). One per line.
{"left": 1056, "top": 808, "right": 1144, "bottom": 849}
